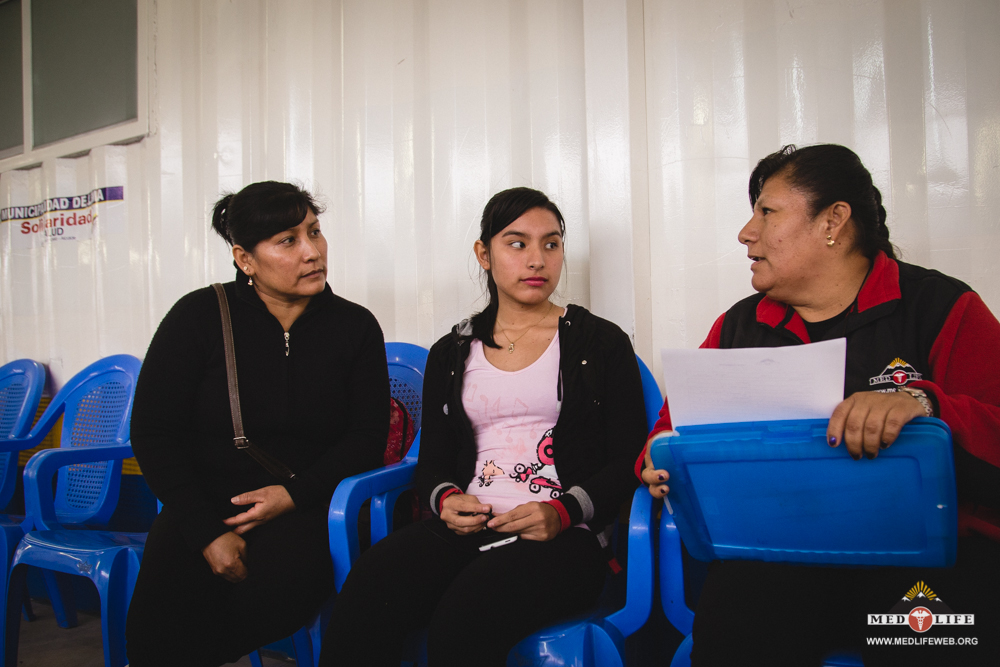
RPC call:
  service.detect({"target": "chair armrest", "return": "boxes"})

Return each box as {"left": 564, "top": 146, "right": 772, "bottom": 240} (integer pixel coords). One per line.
{"left": 328, "top": 459, "right": 417, "bottom": 591}
{"left": 659, "top": 499, "right": 695, "bottom": 635}
{"left": 604, "top": 487, "right": 657, "bottom": 638}
{"left": 0, "top": 407, "right": 66, "bottom": 454}
{"left": 0, "top": 399, "right": 69, "bottom": 453}
{"left": 21, "top": 443, "right": 134, "bottom": 532}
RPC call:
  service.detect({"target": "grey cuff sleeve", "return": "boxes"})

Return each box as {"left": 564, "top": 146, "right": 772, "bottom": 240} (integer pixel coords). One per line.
{"left": 430, "top": 482, "right": 462, "bottom": 516}
{"left": 565, "top": 486, "right": 595, "bottom": 523}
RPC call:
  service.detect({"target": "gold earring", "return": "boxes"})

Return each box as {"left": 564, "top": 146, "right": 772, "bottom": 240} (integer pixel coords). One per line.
{"left": 826, "top": 235, "right": 835, "bottom": 247}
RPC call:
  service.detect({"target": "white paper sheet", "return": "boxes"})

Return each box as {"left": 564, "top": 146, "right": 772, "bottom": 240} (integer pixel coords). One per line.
{"left": 661, "top": 339, "right": 847, "bottom": 428}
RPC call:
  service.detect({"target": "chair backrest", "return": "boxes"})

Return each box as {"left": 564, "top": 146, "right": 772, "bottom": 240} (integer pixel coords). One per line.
{"left": 0, "top": 359, "right": 47, "bottom": 509}
{"left": 385, "top": 342, "right": 429, "bottom": 434}
{"left": 635, "top": 355, "right": 662, "bottom": 432}
{"left": 32, "top": 354, "right": 142, "bottom": 527}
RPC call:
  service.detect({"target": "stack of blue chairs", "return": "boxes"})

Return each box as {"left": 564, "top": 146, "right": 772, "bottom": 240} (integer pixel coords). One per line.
{"left": 0, "top": 360, "right": 47, "bottom": 628}
{"left": 2, "top": 354, "right": 143, "bottom": 667}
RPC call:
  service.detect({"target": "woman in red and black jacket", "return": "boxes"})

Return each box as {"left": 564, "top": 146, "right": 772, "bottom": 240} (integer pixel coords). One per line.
{"left": 641, "top": 144, "right": 1000, "bottom": 666}
{"left": 322, "top": 187, "right": 648, "bottom": 667}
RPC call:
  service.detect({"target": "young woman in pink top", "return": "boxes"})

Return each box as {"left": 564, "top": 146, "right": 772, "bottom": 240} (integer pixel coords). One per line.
{"left": 321, "top": 187, "right": 649, "bottom": 666}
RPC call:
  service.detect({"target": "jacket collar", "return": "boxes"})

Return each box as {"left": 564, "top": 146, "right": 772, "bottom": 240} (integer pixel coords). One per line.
{"left": 755, "top": 251, "right": 900, "bottom": 342}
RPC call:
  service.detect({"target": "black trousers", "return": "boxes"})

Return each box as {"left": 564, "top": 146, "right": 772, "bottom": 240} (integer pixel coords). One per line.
{"left": 691, "top": 535, "right": 1000, "bottom": 667}
{"left": 319, "top": 518, "right": 608, "bottom": 667}
{"left": 126, "top": 506, "right": 334, "bottom": 667}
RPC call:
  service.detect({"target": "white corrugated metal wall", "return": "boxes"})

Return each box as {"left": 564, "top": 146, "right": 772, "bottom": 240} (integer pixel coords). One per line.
{"left": 1, "top": 0, "right": 998, "bottom": 391}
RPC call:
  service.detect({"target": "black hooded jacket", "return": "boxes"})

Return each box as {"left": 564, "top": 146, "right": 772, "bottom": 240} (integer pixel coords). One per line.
{"left": 416, "top": 304, "right": 648, "bottom": 540}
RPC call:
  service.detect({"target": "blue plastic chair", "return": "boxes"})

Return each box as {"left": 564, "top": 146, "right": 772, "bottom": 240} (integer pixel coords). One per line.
{"left": 657, "top": 418, "right": 956, "bottom": 667}
{"left": 0, "top": 360, "right": 47, "bottom": 626}
{"left": 325, "top": 353, "right": 661, "bottom": 667}
{"left": 249, "top": 342, "right": 430, "bottom": 667}
{"left": 0, "top": 360, "right": 47, "bottom": 509}
{"left": 2, "top": 354, "right": 143, "bottom": 667}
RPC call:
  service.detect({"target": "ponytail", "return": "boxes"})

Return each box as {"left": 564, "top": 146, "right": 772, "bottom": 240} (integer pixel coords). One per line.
{"left": 210, "top": 181, "right": 324, "bottom": 250}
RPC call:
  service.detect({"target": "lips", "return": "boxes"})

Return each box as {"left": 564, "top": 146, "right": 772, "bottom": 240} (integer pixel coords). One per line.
{"left": 301, "top": 268, "right": 326, "bottom": 279}
{"left": 522, "top": 277, "right": 547, "bottom": 287}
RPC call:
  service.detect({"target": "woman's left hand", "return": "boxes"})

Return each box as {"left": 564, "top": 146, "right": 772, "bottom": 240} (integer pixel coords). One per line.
{"left": 827, "top": 390, "right": 927, "bottom": 460}
{"left": 224, "top": 485, "right": 296, "bottom": 535}
{"left": 487, "top": 502, "right": 561, "bottom": 542}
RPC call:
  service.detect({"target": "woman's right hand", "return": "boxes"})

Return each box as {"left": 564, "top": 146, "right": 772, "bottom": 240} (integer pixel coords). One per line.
{"left": 640, "top": 439, "right": 670, "bottom": 498}
{"left": 201, "top": 531, "right": 248, "bottom": 583}
{"left": 441, "top": 493, "right": 492, "bottom": 535}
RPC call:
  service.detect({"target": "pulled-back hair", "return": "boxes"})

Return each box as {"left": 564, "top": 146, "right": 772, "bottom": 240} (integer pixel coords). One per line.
{"left": 748, "top": 144, "right": 896, "bottom": 260}
{"left": 470, "top": 187, "right": 566, "bottom": 348}
{"left": 211, "top": 181, "right": 324, "bottom": 250}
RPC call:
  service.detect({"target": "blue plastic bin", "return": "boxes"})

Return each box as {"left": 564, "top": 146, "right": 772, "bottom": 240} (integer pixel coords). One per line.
{"left": 649, "top": 417, "right": 956, "bottom": 567}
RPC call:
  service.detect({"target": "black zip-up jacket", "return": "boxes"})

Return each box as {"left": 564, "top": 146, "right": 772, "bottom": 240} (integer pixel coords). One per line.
{"left": 131, "top": 269, "right": 389, "bottom": 551}
{"left": 416, "top": 304, "right": 648, "bottom": 540}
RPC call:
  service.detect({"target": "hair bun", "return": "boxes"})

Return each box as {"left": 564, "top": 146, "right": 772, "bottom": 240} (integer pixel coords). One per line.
{"left": 211, "top": 193, "right": 236, "bottom": 245}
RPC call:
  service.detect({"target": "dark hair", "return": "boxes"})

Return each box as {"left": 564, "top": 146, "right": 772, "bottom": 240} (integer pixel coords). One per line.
{"left": 211, "top": 181, "right": 324, "bottom": 251}
{"left": 470, "top": 187, "right": 566, "bottom": 348}
{"left": 748, "top": 144, "right": 896, "bottom": 260}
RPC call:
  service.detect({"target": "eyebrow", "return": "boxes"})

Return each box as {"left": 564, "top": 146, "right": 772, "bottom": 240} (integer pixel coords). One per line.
{"left": 500, "top": 230, "right": 562, "bottom": 238}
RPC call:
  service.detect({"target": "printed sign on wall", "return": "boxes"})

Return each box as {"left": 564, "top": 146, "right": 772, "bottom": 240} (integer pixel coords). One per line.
{"left": 0, "top": 186, "right": 124, "bottom": 248}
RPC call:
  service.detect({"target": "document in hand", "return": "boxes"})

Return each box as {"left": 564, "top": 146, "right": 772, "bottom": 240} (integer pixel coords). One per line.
{"left": 660, "top": 338, "right": 846, "bottom": 428}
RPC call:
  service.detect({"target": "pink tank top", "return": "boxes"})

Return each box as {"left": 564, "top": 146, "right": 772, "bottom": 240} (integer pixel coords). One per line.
{"left": 462, "top": 333, "right": 563, "bottom": 515}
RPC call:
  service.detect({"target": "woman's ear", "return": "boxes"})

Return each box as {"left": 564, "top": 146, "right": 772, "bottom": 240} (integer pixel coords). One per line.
{"left": 473, "top": 239, "right": 491, "bottom": 271}
{"left": 824, "top": 201, "right": 853, "bottom": 239}
{"left": 232, "top": 245, "right": 253, "bottom": 273}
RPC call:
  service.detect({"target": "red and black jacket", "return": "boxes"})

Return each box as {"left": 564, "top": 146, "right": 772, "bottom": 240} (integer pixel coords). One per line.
{"left": 639, "top": 252, "right": 1000, "bottom": 542}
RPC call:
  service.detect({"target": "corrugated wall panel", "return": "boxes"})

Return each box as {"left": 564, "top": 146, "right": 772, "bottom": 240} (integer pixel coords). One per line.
{"left": 1, "top": 0, "right": 998, "bottom": 394}
{"left": 644, "top": 0, "right": 1000, "bottom": 381}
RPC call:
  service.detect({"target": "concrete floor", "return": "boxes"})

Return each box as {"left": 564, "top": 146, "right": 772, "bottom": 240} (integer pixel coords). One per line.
{"left": 15, "top": 602, "right": 294, "bottom": 667}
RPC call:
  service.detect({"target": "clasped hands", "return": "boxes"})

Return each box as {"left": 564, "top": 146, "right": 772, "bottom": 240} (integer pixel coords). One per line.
{"left": 441, "top": 493, "right": 560, "bottom": 542}
{"left": 642, "top": 389, "right": 928, "bottom": 497}
{"left": 201, "top": 484, "right": 296, "bottom": 582}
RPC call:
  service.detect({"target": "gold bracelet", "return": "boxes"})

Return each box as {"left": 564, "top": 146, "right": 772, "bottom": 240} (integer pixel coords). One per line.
{"left": 899, "top": 386, "right": 934, "bottom": 417}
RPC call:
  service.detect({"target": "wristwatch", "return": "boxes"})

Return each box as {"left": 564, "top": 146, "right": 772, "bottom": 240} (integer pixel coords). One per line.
{"left": 899, "top": 386, "right": 934, "bottom": 417}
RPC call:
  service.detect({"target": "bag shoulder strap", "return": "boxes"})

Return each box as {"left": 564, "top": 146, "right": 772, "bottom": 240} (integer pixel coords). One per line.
{"left": 212, "top": 283, "right": 296, "bottom": 481}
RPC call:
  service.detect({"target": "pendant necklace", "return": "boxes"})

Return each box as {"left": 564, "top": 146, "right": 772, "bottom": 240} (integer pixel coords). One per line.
{"left": 498, "top": 302, "right": 554, "bottom": 354}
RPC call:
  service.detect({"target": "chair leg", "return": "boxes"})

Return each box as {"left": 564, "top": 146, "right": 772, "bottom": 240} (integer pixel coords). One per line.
{"left": 291, "top": 626, "right": 314, "bottom": 667}
{"left": 4, "top": 564, "right": 29, "bottom": 667}
{"left": 20, "top": 588, "right": 35, "bottom": 622}
{"left": 97, "top": 550, "right": 132, "bottom": 667}
{"left": 42, "top": 570, "right": 78, "bottom": 629}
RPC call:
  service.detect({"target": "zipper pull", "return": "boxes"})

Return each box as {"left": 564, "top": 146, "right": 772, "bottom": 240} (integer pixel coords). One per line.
{"left": 284, "top": 331, "right": 290, "bottom": 357}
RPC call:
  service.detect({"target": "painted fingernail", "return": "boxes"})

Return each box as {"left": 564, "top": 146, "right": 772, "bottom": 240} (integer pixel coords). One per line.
{"left": 658, "top": 474, "right": 665, "bottom": 481}
{"left": 851, "top": 452, "right": 861, "bottom": 461}
{"left": 865, "top": 451, "right": 876, "bottom": 460}
{"left": 880, "top": 441, "right": 889, "bottom": 449}
{"left": 828, "top": 436, "right": 837, "bottom": 446}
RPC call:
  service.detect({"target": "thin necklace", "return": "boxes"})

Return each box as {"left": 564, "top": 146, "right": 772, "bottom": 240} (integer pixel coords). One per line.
{"left": 497, "top": 302, "right": 554, "bottom": 354}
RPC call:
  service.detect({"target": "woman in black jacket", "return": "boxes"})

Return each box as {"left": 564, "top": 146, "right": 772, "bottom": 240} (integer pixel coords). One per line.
{"left": 126, "top": 182, "right": 389, "bottom": 667}
{"left": 321, "top": 187, "right": 648, "bottom": 667}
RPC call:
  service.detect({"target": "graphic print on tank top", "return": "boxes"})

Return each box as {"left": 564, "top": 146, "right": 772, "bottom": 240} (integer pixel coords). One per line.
{"left": 463, "top": 334, "right": 563, "bottom": 515}
{"left": 508, "top": 428, "right": 562, "bottom": 499}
